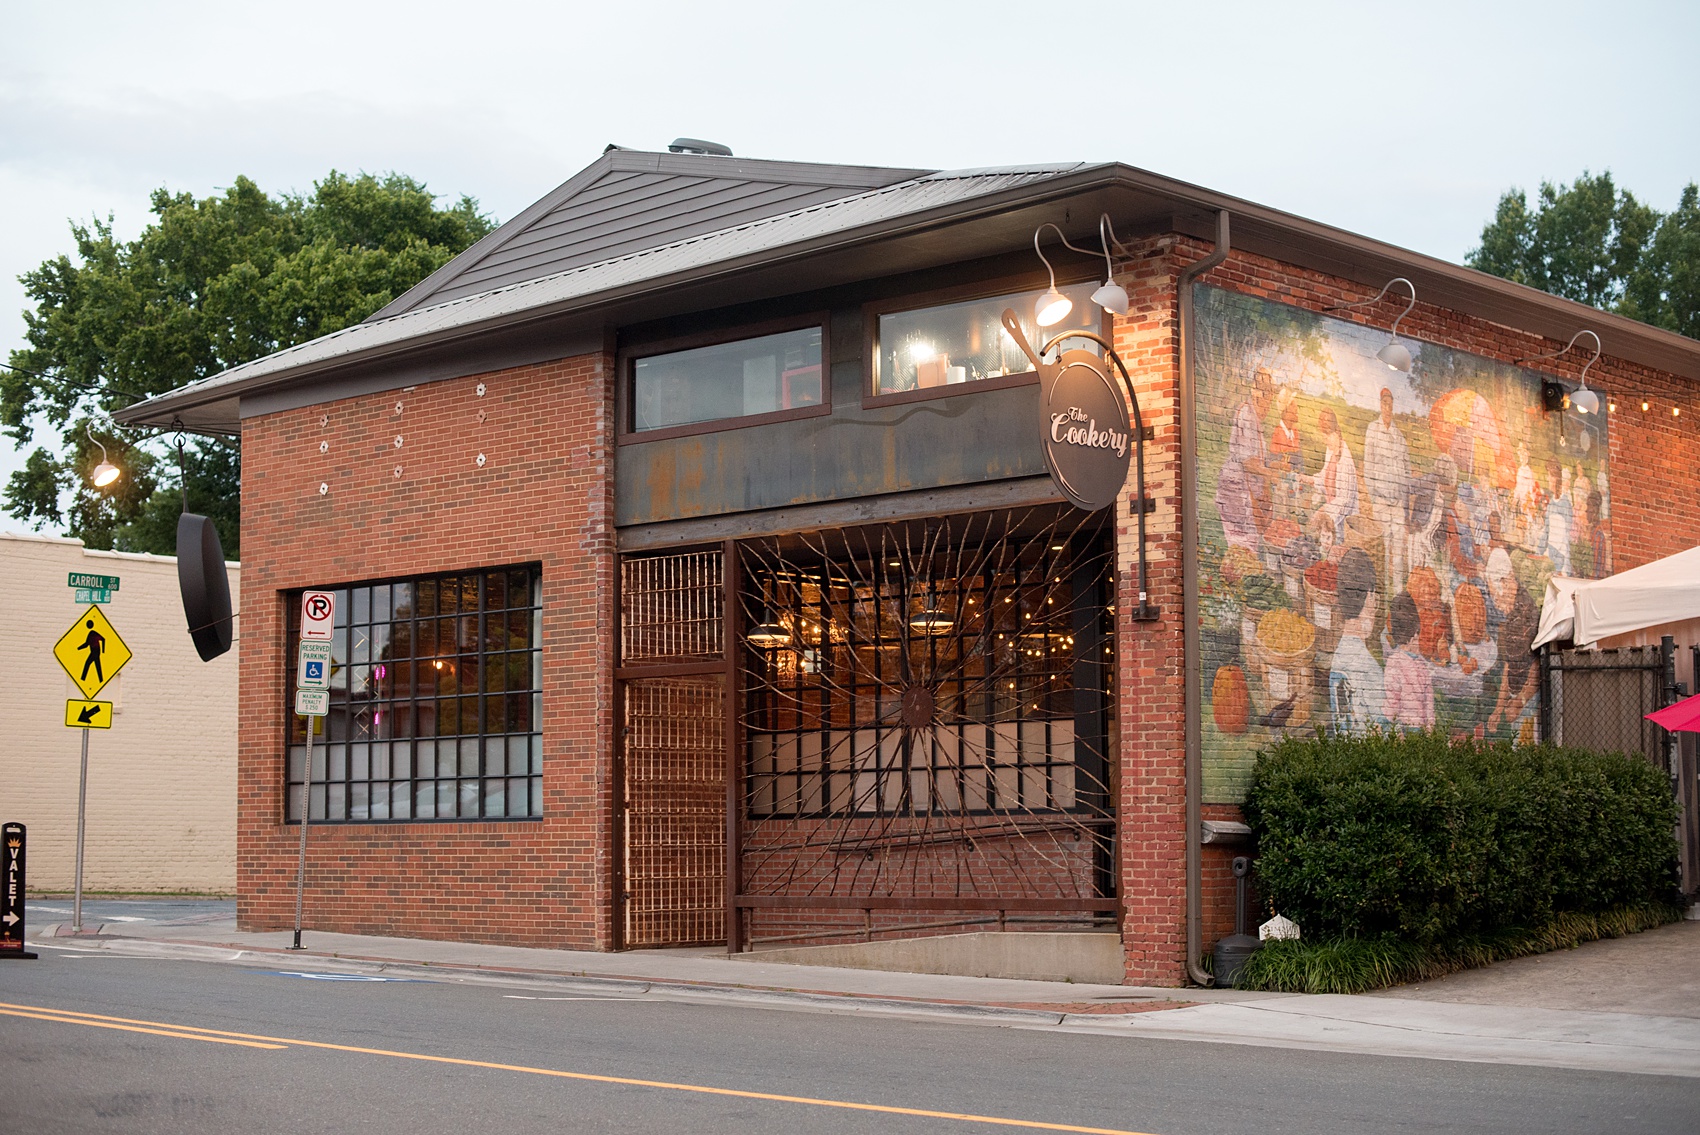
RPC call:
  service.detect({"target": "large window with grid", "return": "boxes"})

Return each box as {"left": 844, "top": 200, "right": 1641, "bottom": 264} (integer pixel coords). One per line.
{"left": 740, "top": 513, "right": 1114, "bottom": 820}
{"left": 286, "top": 565, "right": 543, "bottom": 822}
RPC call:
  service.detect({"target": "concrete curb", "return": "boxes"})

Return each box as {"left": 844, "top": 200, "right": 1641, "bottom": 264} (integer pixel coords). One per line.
{"left": 31, "top": 928, "right": 1076, "bottom": 1026}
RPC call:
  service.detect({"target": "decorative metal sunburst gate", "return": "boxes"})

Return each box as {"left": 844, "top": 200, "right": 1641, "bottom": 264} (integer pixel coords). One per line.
{"left": 732, "top": 506, "right": 1118, "bottom": 948}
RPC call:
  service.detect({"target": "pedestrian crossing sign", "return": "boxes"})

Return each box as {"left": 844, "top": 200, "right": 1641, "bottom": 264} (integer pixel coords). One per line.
{"left": 54, "top": 606, "right": 132, "bottom": 700}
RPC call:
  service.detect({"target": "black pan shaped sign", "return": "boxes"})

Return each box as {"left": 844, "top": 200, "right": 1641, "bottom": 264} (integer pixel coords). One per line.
{"left": 1002, "top": 310, "right": 1131, "bottom": 513}
{"left": 177, "top": 512, "right": 233, "bottom": 661}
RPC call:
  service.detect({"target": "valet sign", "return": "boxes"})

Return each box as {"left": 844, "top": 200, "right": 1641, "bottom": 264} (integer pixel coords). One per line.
{"left": 1039, "top": 354, "right": 1132, "bottom": 513}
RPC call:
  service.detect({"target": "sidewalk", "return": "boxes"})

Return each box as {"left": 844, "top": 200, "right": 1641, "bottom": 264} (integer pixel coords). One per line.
{"left": 25, "top": 905, "right": 1700, "bottom": 1080}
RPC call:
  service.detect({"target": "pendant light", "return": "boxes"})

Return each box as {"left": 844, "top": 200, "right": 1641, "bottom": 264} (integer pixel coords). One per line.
{"left": 746, "top": 585, "right": 791, "bottom": 648}
{"left": 908, "top": 582, "right": 954, "bottom": 635}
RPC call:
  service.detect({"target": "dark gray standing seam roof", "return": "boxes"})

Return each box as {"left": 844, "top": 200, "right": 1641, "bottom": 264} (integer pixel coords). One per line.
{"left": 370, "top": 149, "right": 930, "bottom": 319}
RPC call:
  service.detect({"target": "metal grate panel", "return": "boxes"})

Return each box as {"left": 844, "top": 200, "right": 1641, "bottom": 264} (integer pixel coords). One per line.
{"left": 621, "top": 550, "right": 724, "bottom": 661}
{"left": 622, "top": 676, "right": 726, "bottom": 947}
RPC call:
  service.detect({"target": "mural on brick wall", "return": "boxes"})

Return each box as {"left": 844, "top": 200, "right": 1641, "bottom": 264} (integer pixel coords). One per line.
{"left": 1194, "top": 285, "right": 1612, "bottom": 800}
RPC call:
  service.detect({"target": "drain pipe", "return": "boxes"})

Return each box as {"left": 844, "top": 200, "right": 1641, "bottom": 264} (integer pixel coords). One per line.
{"left": 1180, "top": 210, "right": 1230, "bottom": 987}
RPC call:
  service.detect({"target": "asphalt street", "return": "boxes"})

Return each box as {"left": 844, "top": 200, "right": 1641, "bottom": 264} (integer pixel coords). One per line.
{"left": 2, "top": 942, "right": 1696, "bottom": 1135}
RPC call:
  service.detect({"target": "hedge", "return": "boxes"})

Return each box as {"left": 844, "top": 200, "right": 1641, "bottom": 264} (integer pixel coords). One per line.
{"left": 1242, "top": 731, "right": 1681, "bottom": 946}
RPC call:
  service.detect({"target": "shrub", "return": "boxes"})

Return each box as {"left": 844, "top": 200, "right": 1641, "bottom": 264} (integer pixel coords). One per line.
{"left": 1242, "top": 731, "right": 1680, "bottom": 945}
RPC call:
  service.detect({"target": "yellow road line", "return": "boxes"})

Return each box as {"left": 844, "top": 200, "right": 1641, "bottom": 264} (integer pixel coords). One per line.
{"left": 0, "top": 999, "right": 1159, "bottom": 1134}
{"left": 0, "top": 1007, "right": 287, "bottom": 1049}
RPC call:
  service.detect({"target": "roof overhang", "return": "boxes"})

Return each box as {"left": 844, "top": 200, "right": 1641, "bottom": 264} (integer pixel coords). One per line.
{"left": 115, "top": 162, "right": 1700, "bottom": 434}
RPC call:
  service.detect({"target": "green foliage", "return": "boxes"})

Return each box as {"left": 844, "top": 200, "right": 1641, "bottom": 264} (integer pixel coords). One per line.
{"left": 1468, "top": 171, "right": 1699, "bottom": 340}
{"left": 1243, "top": 731, "right": 1680, "bottom": 945}
{"left": 1233, "top": 903, "right": 1681, "bottom": 994}
{"left": 1623, "top": 184, "right": 1700, "bottom": 341}
{"left": 3, "top": 172, "right": 496, "bottom": 556}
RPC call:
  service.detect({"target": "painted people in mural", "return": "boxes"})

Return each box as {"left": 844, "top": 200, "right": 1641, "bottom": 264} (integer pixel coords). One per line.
{"left": 1194, "top": 286, "right": 1611, "bottom": 800}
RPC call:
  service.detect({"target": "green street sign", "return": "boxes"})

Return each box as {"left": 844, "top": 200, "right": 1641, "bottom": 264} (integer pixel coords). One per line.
{"left": 68, "top": 573, "right": 120, "bottom": 591}
{"left": 73, "top": 587, "right": 114, "bottom": 605}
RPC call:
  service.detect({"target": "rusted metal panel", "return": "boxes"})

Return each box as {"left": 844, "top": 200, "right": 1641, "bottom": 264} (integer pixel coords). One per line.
{"left": 616, "top": 383, "right": 1048, "bottom": 527}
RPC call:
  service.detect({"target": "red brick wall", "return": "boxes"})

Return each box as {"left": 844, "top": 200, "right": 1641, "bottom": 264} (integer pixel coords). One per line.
{"left": 236, "top": 352, "right": 617, "bottom": 949}
{"left": 1110, "top": 237, "right": 1189, "bottom": 985}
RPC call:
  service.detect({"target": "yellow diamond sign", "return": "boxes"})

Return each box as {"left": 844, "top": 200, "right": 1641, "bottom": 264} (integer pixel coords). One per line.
{"left": 54, "top": 605, "right": 131, "bottom": 699}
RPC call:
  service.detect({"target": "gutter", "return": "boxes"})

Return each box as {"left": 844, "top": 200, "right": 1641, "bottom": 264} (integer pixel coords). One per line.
{"left": 1179, "top": 210, "right": 1230, "bottom": 987}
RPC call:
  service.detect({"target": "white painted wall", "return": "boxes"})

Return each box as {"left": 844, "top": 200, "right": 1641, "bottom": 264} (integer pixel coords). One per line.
{"left": 0, "top": 532, "right": 238, "bottom": 892}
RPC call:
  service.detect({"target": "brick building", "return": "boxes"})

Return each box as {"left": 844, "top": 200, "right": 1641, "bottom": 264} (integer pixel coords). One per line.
{"left": 118, "top": 145, "right": 1700, "bottom": 985}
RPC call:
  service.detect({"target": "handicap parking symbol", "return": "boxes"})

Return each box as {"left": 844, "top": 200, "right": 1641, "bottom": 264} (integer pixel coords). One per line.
{"left": 304, "top": 661, "right": 324, "bottom": 681}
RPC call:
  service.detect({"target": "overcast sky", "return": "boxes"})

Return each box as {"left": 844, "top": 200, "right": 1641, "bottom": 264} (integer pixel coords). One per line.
{"left": 3, "top": 0, "right": 1696, "bottom": 525}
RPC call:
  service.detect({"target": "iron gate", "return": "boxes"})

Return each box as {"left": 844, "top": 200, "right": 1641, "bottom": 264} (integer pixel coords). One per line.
{"left": 618, "top": 550, "right": 728, "bottom": 948}
{"left": 1539, "top": 639, "right": 1678, "bottom": 770}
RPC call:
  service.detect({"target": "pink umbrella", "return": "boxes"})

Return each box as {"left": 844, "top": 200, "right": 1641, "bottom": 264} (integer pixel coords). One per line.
{"left": 1646, "top": 692, "right": 1700, "bottom": 733}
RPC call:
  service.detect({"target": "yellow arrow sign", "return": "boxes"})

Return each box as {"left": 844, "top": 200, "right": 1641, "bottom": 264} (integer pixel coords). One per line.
{"left": 54, "top": 606, "right": 131, "bottom": 700}
{"left": 65, "top": 700, "right": 113, "bottom": 729}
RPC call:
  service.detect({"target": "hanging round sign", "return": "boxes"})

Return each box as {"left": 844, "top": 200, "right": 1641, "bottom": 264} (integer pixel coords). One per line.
{"left": 1038, "top": 347, "right": 1132, "bottom": 512}
{"left": 1001, "top": 310, "right": 1132, "bottom": 513}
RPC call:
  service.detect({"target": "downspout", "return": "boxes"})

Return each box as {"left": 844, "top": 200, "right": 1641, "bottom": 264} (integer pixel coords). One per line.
{"left": 1180, "top": 210, "right": 1230, "bottom": 987}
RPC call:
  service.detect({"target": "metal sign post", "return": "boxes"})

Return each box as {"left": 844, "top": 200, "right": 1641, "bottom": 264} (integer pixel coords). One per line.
{"left": 2, "top": 822, "right": 37, "bottom": 959}
{"left": 290, "top": 591, "right": 336, "bottom": 950}
{"left": 52, "top": 597, "right": 130, "bottom": 935}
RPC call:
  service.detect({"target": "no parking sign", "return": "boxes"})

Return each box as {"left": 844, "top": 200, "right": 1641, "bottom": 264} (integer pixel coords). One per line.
{"left": 300, "top": 590, "right": 336, "bottom": 641}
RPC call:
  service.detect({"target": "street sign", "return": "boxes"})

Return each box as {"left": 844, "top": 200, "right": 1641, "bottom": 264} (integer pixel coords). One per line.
{"left": 53, "top": 606, "right": 132, "bottom": 700}
{"left": 295, "top": 688, "right": 329, "bottom": 716}
{"left": 67, "top": 572, "right": 120, "bottom": 592}
{"left": 73, "top": 587, "right": 113, "bottom": 605}
{"left": 297, "top": 641, "right": 332, "bottom": 691}
{"left": 300, "top": 590, "right": 337, "bottom": 641}
{"left": 2, "top": 822, "right": 36, "bottom": 959}
{"left": 64, "top": 701, "right": 113, "bottom": 729}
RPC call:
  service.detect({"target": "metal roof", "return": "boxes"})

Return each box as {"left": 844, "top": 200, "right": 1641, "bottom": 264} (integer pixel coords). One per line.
{"left": 370, "top": 148, "right": 930, "bottom": 318}
{"left": 117, "top": 162, "right": 1089, "bottom": 430}
{"left": 115, "top": 152, "right": 1700, "bottom": 434}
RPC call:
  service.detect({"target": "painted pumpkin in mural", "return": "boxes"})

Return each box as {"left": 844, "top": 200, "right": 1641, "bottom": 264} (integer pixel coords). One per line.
{"left": 1212, "top": 665, "right": 1250, "bottom": 734}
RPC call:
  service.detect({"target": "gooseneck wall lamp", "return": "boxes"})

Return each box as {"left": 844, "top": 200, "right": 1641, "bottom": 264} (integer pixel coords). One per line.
{"left": 1032, "top": 215, "right": 1134, "bottom": 323}
{"left": 1519, "top": 330, "right": 1603, "bottom": 415}
{"left": 1327, "top": 277, "right": 1417, "bottom": 372}
{"left": 87, "top": 422, "right": 121, "bottom": 488}
{"left": 1032, "top": 224, "right": 1076, "bottom": 327}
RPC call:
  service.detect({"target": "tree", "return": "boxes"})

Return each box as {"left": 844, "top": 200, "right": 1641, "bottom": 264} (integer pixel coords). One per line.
{"left": 3, "top": 172, "right": 496, "bottom": 556}
{"left": 1467, "top": 171, "right": 1698, "bottom": 341}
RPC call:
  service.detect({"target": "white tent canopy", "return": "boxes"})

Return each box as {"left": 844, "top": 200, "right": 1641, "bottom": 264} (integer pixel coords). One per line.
{"left": 1532, "top": 545, "right": 1700, "bottom": 649}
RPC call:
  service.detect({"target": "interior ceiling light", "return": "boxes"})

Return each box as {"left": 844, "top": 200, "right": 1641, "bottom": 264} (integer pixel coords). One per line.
{"left": 86, "top": 422, "right": 121, "bottom": 488}
{"left": 1328, "top": 277, "right": 1417, "bottom": 373}
{"left": 1032, "top": 223, "right": 1075, "bottom": 327}
{"left": 1517, "top": 329, "right": 1603, "bottom": 415}
{"left": 908, "top": 574, "right": 954, "bottom": 635}
{"left": 747, "top": 617, "right": 792, "bottom": 649}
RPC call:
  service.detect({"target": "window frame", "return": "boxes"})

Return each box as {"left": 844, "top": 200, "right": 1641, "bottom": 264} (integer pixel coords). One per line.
{"left": 861, "top": 277, "right": 1110, "bottom": 410}
{"left": 282, "top": 563, "right": 544, "bottom": 825}
{"left": 617, "top": 312, "right": 833, "bottom": 444}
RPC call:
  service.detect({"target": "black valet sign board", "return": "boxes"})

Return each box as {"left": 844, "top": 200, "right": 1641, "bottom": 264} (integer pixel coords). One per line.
{"left": 1001, "top": 311, "right": 1131, "bottom": 513}
{"left": 3, "top": 822, "right": 36, "bottom": 959}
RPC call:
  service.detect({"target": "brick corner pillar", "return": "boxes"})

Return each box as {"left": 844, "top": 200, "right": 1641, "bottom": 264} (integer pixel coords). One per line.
{"left": 1110, "top": 239, "right": 1191, "bottom": 987}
